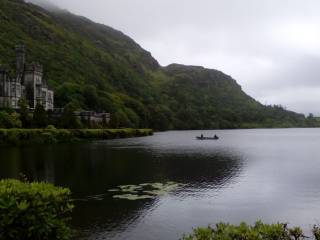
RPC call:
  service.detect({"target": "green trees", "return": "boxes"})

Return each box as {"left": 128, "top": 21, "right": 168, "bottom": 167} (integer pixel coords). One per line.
{"left": 0, "top": 111, "right": 21, "bottom": 128}
{"left": 18, "top": 98, "right": 32, "bottom": 128}
{"left": 33, "top": 103, "right": 48, "bottom": 128}
{"left": 109, "top": 110, "right": 131, "bottom": 128}
{"left": 149, "top": 105, "right": 173, "bottom": 131}
{"left": 0, "top": 128, "right": 153, "bottom": 146}
{"left": 59, "top": 103, "right": 81, "bottom": 129}
{"left": 83, "top": 86, "right": 99, "bottom": 110}
{"left": 306, "top": 113, "right": 318, "bottom": 127}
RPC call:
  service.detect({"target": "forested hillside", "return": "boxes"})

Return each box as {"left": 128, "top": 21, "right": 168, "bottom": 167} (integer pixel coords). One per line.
{"left": 0, "top": 0, "right": 312, "bottom": 129}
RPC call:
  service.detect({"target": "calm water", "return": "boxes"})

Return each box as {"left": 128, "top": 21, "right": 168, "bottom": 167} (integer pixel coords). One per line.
{"left": 1, "top": 129, "right": 320, "bottom": 239}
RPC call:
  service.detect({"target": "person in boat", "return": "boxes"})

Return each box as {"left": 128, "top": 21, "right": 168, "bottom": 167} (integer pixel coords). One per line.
{"left": 214, "top": 134, "right": 218, "bottom": 139}
{"left": 201, "top": 134, "right": 204, "bottom": 139}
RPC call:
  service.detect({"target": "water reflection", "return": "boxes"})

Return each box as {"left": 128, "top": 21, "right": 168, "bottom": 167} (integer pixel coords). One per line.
{"left": 0, "top": 135, "right": 243, "bottom": 240}
{"left": 3, "top": 129, "right": 320, "bottom": 239}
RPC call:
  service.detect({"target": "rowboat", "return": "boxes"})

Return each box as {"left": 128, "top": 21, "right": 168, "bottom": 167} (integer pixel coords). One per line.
{"left": 196, "top": 136, "right": 219, "bottom": 140}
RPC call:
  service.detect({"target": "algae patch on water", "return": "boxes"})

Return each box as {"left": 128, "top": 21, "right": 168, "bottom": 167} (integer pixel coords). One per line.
{"left": 109, "top": 181, "right": 184, "bottom": 201}
{"left": 113, "top": 194, "right": 154, "bottom": 200}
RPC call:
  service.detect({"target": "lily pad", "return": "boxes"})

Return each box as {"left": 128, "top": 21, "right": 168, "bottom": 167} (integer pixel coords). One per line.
{"left": 108, "top": 189, "right": 119, "bottom": 192}
{"left": 109, "top": 181, "right": 185, "bottom": 200}
{"left": 113, "top": 194, "right": 154, "bottom": 200}
{"left": 120, "top": 185, "right": 142, "bottom": 190}
{"left": 118, "top": 185, "right": 143, "bottom": 193}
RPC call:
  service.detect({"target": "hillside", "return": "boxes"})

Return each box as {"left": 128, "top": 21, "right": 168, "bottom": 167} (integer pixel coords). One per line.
{"left": 0, "top": 0, "right": 310, "bottom": 129}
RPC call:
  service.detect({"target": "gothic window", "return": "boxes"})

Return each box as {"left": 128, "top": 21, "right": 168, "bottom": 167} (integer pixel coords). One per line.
{"left": 48, "top": 92, "right": 52, "bottom": 104}
{"left": 11, "top": 85, "right": 16, "bottom": 96}
{"left": 37, "top": 87, "right": 41, "bottom": 97}
{"left": 42, "top": 90, "right": 46, "bottom": 101}
{"left": 36, "top": 76, "right": 41, "bottom": 85}
{"left": 16, "top": 85, "right": 20, "bottom": 97}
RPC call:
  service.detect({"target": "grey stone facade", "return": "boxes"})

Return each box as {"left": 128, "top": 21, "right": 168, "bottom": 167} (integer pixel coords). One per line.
{"left": 74, "top": 111, "right": 111, "bottom": 126}
{"left": 0, "top": 45, "right": 54, "bottom": 110}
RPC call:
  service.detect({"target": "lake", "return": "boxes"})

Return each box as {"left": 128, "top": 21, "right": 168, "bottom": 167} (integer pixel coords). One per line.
{"left": 1, "top": 129, "right": 320, "bottom": 239}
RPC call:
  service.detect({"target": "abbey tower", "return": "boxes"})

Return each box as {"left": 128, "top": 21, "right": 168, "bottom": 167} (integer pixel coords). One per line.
{"left": 0, "top": 45, "right": 54, "bottom": 110}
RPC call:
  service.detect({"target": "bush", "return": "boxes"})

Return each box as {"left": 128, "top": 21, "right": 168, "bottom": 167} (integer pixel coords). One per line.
{"left": 58, "top": 103, "right": 82, "bottom": 129}
{"left": 33, "top": 104, "right": 48, "bottom": 128}
{"left": 0, "top": 128, "right": 153, "bottom": 146}
{"left": 181, "top": 221, "right": 314, "bottom": 240}
{"left": 0, "top": 179, "right": 73, "bottom": 240}
{"left": 0, "top": 111, "right": 22, "bottom": 128}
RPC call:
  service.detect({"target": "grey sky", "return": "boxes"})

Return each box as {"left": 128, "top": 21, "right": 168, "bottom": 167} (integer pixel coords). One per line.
{"left": 46, "top": 0, "right": 320, "bottom": 114}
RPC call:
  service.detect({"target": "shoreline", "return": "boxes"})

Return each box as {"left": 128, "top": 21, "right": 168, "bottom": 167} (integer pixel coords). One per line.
{"left": 0, "top": 128, "right": 153, "bottom": 147}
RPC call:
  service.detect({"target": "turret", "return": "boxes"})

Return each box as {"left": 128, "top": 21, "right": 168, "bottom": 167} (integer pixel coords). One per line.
{"left": 24, "top": 62, "right": 43, "bottom": 109}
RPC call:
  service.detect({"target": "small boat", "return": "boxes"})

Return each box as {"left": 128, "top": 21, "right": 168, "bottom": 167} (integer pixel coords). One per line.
{"left": 196, "top": 136, "right": 219, "bottom": 140}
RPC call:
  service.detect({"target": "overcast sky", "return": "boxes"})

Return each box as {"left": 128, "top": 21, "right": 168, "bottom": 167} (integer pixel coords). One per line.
{"left": 46, "top": 0, "right": 320, "bottom": 115}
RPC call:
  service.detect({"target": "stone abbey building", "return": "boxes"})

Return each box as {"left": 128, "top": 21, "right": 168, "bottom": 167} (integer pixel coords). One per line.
{"left": 0, "top": 45, "right": 54, "bottom": 110}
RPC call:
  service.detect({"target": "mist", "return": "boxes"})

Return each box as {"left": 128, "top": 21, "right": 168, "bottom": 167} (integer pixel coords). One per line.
{"left": 31, "top": 0, "right": 320, "bottom": 115}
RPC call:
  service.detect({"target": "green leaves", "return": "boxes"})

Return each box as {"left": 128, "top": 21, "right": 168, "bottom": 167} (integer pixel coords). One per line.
{"left": 16, "top": 200, "right": 29, "bottom": 211}
{"left": 33, "top": 103, "right": 49, "bottom": 128}
{"left": 0, "top": 179, "right": 73, "bottom": 240}
{"left": 0, "top": 111, "right": 22, "bottom": 128}
{"left": 182, "top": 221, "right": 314, "bottom": 240}
{"left": 313, "top": 226, "right": 320, "bottom": 240}
{"left": 0, "top": 128, "right": 153, "bottom": 146}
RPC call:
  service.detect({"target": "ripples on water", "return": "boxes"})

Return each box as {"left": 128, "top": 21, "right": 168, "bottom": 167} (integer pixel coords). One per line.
{"left": 1, "top": 129, "right": 320, "bottom": 239}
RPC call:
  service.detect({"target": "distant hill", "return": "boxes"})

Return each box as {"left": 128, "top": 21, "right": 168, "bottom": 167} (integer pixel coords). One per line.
{"left": 26, "top": 0, "right": 60, "bottom": 11}
{"left": 0, "top": 0, "right": 309, "bottom": 129}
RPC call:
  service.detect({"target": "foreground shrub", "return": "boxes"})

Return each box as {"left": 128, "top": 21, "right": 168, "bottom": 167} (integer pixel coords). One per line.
{"left": 0, "top": 179, "right": 73, "bottom": 240}
{"left": 182, "top": 221, "right": 316, "bottom": 240}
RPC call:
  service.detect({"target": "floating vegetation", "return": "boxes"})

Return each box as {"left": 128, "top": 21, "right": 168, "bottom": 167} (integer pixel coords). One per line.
{"left": 75, "top": 181, "right": 186, "bottom": 202}
{"left": 109, "top": 181, "right": 185, "bottom": 201}
{"left": 118, "top": 185, "right": 143, "bottom": 193}
{"left": 108, "top": 189, "right": 119, "bottom": 192}
{"left": 113, "top": 194, "right": 154, "bottom": 200}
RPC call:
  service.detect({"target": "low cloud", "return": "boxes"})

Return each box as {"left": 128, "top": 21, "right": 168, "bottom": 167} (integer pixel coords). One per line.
{"left": 45, "top": 0, "right": 320, "bottom": 115}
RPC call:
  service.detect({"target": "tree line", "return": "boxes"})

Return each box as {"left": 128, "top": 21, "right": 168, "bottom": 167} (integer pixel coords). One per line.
{"left": 0, "top": 99, "right": 91, "bottom": 129}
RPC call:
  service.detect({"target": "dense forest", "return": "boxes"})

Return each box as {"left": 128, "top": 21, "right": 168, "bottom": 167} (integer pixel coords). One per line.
{"left": 0, "top": 0, "right": 318, "bottom": 130}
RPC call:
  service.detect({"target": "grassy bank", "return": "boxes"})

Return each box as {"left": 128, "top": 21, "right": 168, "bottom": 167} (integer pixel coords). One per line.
{"left": 0, "top": 128, "right": 153, "bottom": 146}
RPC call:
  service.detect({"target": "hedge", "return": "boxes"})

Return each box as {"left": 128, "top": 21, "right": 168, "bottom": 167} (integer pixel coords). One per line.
{"left": 182, "top": 221, "right": 320, "bottom": 240}
{"left": 0, "top": 179, "right": 73, "bottom": 240}
{"left": 0, "top": 128, "right": 153, "bottom": 146}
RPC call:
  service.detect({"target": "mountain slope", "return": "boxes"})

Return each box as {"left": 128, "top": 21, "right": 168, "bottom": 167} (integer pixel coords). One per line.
{"left": 157, "top": 64, "right": 306, "bottom": 129}
{"left": 0, "top": 0, "right": 308, "bottom": 129}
